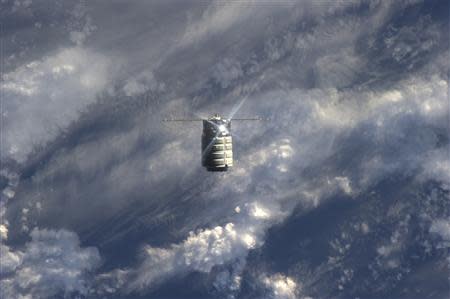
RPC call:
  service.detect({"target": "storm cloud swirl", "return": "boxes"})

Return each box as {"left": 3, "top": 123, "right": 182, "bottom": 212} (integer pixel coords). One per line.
{"left": 1, "top": 1, "right": 449, "bottom": 299}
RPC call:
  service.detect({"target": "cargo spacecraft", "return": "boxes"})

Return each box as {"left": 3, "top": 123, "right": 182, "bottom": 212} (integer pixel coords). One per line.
{"left": 163, "top": 114, "right": 263, "bottom": 171}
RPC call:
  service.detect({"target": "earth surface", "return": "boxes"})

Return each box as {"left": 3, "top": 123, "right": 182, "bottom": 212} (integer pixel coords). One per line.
{"left": 1, "top": 1, "right": 449, "bottom": 299}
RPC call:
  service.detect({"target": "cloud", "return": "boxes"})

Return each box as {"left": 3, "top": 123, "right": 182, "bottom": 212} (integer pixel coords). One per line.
{"left": 0, "top": 228, "right": 100, "bottom": 299}
{"left": 213, "top": 58, "right": 244, "bottom": 89}
{"left": 123, "top": 70, "right": 165, "bottom": 97}
{"left": 1, "top": 47, "right": 114, "bottom": 163}
{"left": 262, "top": 273, "right": 301, "bottom": 299}
{"left": 429, "top": 218, "right": 450, "bottom": 278}
{"left": 430, "top": 218, "right": 450, "bottom": 244}
{"left": 1, "top": 169, "right": 100, "bottom": 299}
{"left": 179, "top": 1, "right": 262, "bottom": 46}
{"left": 8, "top": 68, "right": 447, "bottom": 297}
{"left": 157, "top": 72, "right": 446, "bottom": 296}
{"left": 0, "top": 243, "right": 22, "bottom": 275}
{"left": 127, "top": 201, "right": 279, "bottom": 292}
{"left": 1, "top": 1, "right": 448, "bottom": 298}
{"left": 419, "top": 148, "right": 450, "bottom": 190}
{"left": 68, "top": 2, "right": 97, "bottom": 46}
{"left": 10, "top": 63, "right": 447, "bottom": 297}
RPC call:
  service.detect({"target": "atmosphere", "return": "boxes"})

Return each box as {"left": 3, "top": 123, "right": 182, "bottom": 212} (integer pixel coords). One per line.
{"left": 1, "top": 1, "right": 449, "bottom": 299}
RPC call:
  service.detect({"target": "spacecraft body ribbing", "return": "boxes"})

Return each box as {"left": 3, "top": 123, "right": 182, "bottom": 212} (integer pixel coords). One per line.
{"left": 202, "top": 116, "right": 233, "bottom": 171}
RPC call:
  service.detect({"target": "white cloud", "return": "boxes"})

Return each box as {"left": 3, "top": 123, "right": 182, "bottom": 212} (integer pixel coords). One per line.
{"left": 211, "top": 256, "right": 246, "bottom": 296}
{"left": 241, "top": 139, "right": 295, "bottom": 176}
{"left": 116, "top": 71, "right": 447, "bottom": 293}
{"left": 249, "top": 202, "right": 272, "bottom": 220}
{"left": 1, "top": 47, "right": 114, "bottom": 162}
{"left": 2, "top": 1, "right": 446, "bottom": 297}
{"left": 420, "top": 148, "right": 450, "bottom": 190}
{"left": 372, "top": 216, "right": 410, "bottom": 273}
{"left": 262, "top": 273, "right": 300, "bottom": 299}
{"left": 315, "top": 47, "right": 363, "bottom": 88}
{"left": 68, "top": 2, "right": 97, "bottom": 46}
{"left": 123, "top": 70, "right": 164, "bottom": 97}
{"left": 180, "top": 1, "right": 259, "bottom": 46}
{"left": 0, "top": 168, "right": 98, "bottom": 299}
{"left": 179, "top": 0, "right": 359, "bottom": 49}
{"left": 10, "top": 69, "right": 445, "bottom": 297}
{"left": 0, "top": 228, "right": 101, "bottom": 299}
{"left": 130, "top": 222, "right": 257, "bottom": 291}
{"left": 11, "top": 0, "right": 33, "bottom": 12}
{"left": 0, "top": 225, "right": 8, "bottom": 240}
{"left": 360, "top": 222, "right": 370, "bottom": 234}
{"left": 0, "top": 244, "right": 23, "bottom": 275}
{"left": 125, "top": 200, "right": 279, "bottom": 292}
{"left": 430, "top": 218, "right": 450, "bottom": 243}
{"left": 334, "top": 177, "right": 353, "bottom": 195}
{"left": 213, "top": 58, "right": 244, "bottom": 89}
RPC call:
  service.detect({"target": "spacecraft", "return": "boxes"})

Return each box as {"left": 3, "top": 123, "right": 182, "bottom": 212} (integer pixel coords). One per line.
{"left": 163, "top": 114, "right": 263, "bottom": 171}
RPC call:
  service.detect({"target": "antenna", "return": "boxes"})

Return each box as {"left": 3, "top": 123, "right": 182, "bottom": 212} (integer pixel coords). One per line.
{"left": 231, "top": 117, "right": 268, "bottom": 121}
{"left": 163, "top": 117, "right": 268, "bottom": 122}
{"left": 162, "top": 118, "right": 203, "bottom": 122}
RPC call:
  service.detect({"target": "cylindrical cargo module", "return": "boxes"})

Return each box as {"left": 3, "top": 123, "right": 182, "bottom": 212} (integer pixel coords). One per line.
{"left": 163, "top": 113, "right": 262, "bottom": 170}
{"left": 201, "top": 116, "right": 233, "bottom": 171}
